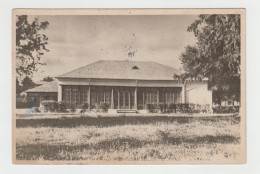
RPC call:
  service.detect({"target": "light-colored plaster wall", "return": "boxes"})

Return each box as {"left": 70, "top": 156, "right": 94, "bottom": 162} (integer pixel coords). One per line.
{"left": 185, "top": 81, "right": 212, "bottom": 107}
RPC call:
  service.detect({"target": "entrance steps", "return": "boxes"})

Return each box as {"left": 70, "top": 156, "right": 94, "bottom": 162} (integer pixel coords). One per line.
{"left": 117, "top": 109, "right": 138, "bottom": 114}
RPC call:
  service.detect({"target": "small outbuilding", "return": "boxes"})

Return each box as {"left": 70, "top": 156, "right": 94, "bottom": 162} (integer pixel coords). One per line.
{"left": 25, "top": 81, "right": 58, "bottom": 106}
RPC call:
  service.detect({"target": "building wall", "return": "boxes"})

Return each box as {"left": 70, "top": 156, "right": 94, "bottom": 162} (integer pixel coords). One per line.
{"left": 56, "top": 78, "right": 213, "bottom": 110}
{"left": 27, "top": 92, "right": 58, "bottom": 107}
{"left": 185, "top": 81, "right": 212, "bottom": 107}
{"left": 57, "top": 84, "right": 183, "bottom": 110}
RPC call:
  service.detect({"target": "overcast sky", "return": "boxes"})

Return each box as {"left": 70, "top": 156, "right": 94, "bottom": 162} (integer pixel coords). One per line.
{"left": 29, "top": 15, "right": 198, "bottom": 81}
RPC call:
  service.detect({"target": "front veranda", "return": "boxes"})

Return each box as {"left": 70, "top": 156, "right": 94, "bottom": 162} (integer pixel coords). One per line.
{"left": 62, "top": 85, "right": 183, "bottom": 110}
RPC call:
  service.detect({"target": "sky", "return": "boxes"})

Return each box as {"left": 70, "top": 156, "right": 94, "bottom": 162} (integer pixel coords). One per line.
{"left": 29, "top": 15, "right": 198, "bottom": 81}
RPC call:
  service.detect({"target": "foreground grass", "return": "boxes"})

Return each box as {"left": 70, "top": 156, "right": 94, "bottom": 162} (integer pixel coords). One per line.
{"left": 16, "top": 116, "right": 241, "bottom": 162}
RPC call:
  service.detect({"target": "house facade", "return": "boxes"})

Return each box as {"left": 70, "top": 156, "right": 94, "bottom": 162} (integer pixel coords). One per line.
{"left": 55, "top": 60, "right": 212, "bottom": 111}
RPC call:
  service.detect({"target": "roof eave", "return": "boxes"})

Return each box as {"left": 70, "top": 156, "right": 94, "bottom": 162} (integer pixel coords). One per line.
{"left": 55, "top": 77, "right": 181, "bottom": 81}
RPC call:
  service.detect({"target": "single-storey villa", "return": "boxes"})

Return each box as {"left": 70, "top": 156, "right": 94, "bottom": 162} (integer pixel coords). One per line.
{"left": 52, "top": 60, "right": 212, "bottom": 111}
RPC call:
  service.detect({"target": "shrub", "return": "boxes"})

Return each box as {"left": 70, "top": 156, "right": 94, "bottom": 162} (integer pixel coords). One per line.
{"left": 180, "top": 103, "right": 191, "bottom": 113}
{"left": 145, "top": 103, "right": 156, "bottom": 113}
{"left": 159, "top": 103, "right": 168, "bottom": 113}
{"left": 40, "top": 100, "right": 58, "bottom": 112}
{"left": 92, "top": 103, "right": 102, "bottom": 113}
{"left": 81, "top": 103, "right": 89, "bottom": 110}
{"left": 234, "top": 106, "right": 240, "bottom": 113}
{"left": 183, "top": 103, "right": 189, "bottom": 110}
{"left": 68, "top": 103, "right": 76, "bottom": 113}
{"left": 188, "top": 103, "right": 200, "bottom": 113}
{"left": 80, "top": 103, "right": 89, "bottom": 115}
{"left": 190, "top": 109, "right": 200, "bottom": 114}
{"left": 168, "top": 103, "right": 177, "bottom": 113}
{"left": 189, "top": 103, "right": 195, "bottom": 110}
{"left": 100, "top": 103, "right": 109, "bottom": 113}
{"left": 196, "top": 104, "right": 202, "bottom": 110}
{"left": 90, "top": 104, "right": 96, "bottom": 109}
{"left": 202, "top": 109, "right": 207, "bottom": 113}
{"left": 176, "top": 103, "right": 182, "bottom": 112}
{"left": 80, "top": 109, "right": 86, "bottom": 115}
{"left": 32, "top": 107, "right": 41, "bottom": 113}
{"left": 212, "top": 106, "right": 239, "bottom": 113}
{"left": 57, "top": 101, "right": 69, "bottom": 113}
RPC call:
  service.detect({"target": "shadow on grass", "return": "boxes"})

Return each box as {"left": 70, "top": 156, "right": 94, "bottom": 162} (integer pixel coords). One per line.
{"left": 157, "top": 130, "right": 240, "bottom": 145}
{"left": 16, "top": 116, "right": 240, "bottom": 128}
{"left": 16, "top": 137, "right": 150, "bottom": 160}
{"left": 16, "top": 134, "right": 240, "bottom": 161}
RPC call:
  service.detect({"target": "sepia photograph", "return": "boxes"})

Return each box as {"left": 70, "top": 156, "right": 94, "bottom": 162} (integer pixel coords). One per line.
{"left": 12, "top": 9, "right": 246, "bottom": 164}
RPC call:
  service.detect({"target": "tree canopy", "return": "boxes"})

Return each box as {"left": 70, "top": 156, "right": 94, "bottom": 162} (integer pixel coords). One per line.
{"left": 42, "top": 76, "right": 54, "bottom": 82}
{"left": 16, "top": 15, "right": 49, "bottom": 81}
{"left": 180, "top": 14, "right": 241, "bottom": 104}
{"left": 16, "top": 76, "right": 38, "bottom": 94}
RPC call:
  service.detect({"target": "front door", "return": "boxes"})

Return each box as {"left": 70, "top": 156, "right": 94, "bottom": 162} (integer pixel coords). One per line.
{"left": 119, "top": 91, "right": 130, "bottom": 109}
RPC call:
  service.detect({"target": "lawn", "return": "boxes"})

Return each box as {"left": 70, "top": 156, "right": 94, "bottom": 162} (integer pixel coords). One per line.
{"left": 15, "top": 115, "right": 241, "bottom": 162}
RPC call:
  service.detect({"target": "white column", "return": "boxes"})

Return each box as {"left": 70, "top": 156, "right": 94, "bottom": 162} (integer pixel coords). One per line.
{"left": 129, "top": 92, "right": 131, "bottom": 109}
{"left": 88, "top": 86, "right": 91, "bottom": 110}
{"left": 182, "top": 84, "right": 186, "bottom": 103}
{"left": 58, "top": 84, "right": 62, "bottom": 102}
{"left": 143, "top": 92, "right": 145, "bottom": 109}
{"left": 111, "top": 88, "right": 114, "bottom": 109}
{"left": 157, "top": 88, "right": 159, "bottom": 106}
{"left": 118, "top": 90, "right": 120, "bottom": 109}
{"left": 134, "top": 87, "right": 137, "bottom": 110}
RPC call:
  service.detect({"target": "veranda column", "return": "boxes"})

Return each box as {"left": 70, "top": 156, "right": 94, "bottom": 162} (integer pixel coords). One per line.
{"left": 58, "top": 84, "right": 62, "bottom": 102}
{"left": 182, "top": 84, "right": 186, "bottom": 103}
{"left": 157, "top": 88, "right": 159, "bottom": 106}
{"left": 88, "top": 85, "right": 91, "bottom": 111}
{"left": 143, "top": 92, "right": 145, "bottom": 109}
{"left": 129, "top": 92, "right": 131, "bottom": 109}
{"left": 111, "top": 88, "right": 114, "bottom": 109}
{"left": 134, "top": 87, "right": 137, "bottom": 110}
{"left": 118, "top": 90, "right": 120, "bottom": 109}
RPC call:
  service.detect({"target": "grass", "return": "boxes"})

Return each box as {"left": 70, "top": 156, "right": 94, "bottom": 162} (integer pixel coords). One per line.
{"left": 16, "top": 115, "right": 240, "bottom": 128}
{"left": 15, "top": 115, "right": 241, "bottom": 162}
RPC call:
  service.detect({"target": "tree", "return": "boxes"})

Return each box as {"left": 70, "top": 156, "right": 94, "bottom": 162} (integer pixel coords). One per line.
{"left": 16, "top": 76, "right": 38, "bottom": 94}
{"left": 16, "top": 15, "right": 49, "bottom": 81}
{"left": 42, "top": 76, "right": 54, "bottom": 82}
{"left": 180, "top": 14, "right": 241, "bottom": 104}
{"left": 16, "top": 78, "right": 23, "bottom": 94}
{"left": 22, "top": 76, "right": 37, "bottom": 91}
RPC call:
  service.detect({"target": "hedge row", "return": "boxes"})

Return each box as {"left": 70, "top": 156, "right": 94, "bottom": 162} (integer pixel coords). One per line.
{"left": 145, "top": 103, "right": 209, "bottom": 113}
{"left": 145, "top": 103, "right": 239, "bottom": 114}
{"left": 34, "top": 101, "right": 239, "bottom": 114}
{"left": 39, "top": 101, "right": 88, "bottom": 113}
{"left": 212, "top": 106, "right": 239, "bottom": 113}
{"left": 39, "top": 101, "right": 110, "bottom": 113}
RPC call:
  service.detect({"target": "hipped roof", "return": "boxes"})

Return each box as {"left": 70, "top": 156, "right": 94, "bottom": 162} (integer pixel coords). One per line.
{"left": 25, "top": 81, "right": 58, "bottom": 93}
{"left": 57, "top": 60, "right": 181, "bottom": 81}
